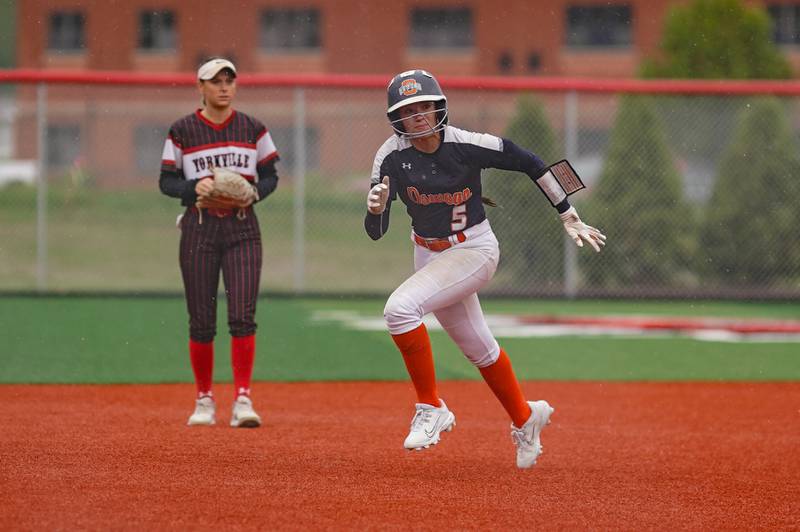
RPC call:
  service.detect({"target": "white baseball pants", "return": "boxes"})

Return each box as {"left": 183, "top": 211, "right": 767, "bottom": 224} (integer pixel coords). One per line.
{"left": 384, "top": 219, "right": 501, "bottom": 368}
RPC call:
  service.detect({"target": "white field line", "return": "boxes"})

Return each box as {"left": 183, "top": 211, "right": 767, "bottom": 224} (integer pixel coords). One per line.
{"left": 310, "top": 311, "right": 800, "bottom": 343}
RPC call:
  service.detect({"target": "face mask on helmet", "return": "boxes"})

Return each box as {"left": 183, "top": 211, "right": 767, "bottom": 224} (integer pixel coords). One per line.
{"left": 386, "top": 70, "right": 448, "bottom": 138}
{"left": 388, "top": 101, "right": 448, "bottom": 139}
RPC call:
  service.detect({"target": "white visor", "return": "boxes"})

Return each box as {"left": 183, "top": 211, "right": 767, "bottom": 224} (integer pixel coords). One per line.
{"left": 197, "top": 59, "right": 237, "bottom": 80}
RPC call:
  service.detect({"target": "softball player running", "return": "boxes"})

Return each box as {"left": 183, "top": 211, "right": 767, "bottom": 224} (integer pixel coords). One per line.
{"left": 364, "top": 69, "right": 605, "bottom": 468}
{"left": 159, "top": 58, "right": 280, "bottom": 428}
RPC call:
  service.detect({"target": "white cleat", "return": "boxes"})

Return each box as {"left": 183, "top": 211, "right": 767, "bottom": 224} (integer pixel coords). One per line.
{"left": 403, "top": 400, "right": 456, "bottom": 450}
{"left": 230, "top": 395, "right": 262, "bottom": 428}
{"left": 187, "top": 395, "right": 216, "bottom": 426}
{"left": 511, "top": 400, "right": 554, "bottom": 469}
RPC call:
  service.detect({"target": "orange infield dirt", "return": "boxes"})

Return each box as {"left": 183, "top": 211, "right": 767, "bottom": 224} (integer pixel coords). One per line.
{"left": 1, "top": 381, "right": 799, "bottom": 530}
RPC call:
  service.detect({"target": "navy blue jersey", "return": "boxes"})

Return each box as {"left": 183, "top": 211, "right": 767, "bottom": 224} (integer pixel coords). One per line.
{"left": 365, "top": 125, "right": 559, "bottom": 240}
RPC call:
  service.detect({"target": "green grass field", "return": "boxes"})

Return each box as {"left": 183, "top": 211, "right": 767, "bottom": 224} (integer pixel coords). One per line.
{"left": 0, "top": 181, "right": 412, "bottom": 292}
{"left": 1, "top": 296, "right": 797, "bottom": 384}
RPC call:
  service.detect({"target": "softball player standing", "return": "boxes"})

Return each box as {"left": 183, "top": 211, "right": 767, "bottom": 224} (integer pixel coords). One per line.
{"left": 364, "top": 70, "right": 606, "bottom": 468}
{"left": 159, "top": 58, "right": 280, "bottom": 428}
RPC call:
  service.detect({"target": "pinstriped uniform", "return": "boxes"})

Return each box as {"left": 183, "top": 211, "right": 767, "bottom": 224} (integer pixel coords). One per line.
{"left": 161, "top": 110, "right": 278, "bottom": 342}
{"left": 162, "top": 110, "right": 278, "bottom": 186}
{"left": 178, "top": 206, "right": 262, "bottom": 342}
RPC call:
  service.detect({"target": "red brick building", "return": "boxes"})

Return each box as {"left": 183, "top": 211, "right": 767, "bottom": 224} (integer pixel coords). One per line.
{"left": 22, "top": 0, "right": 800, "bottom": 78}
{"left": 12, "top": 0, "right": 800, "bottom": 185}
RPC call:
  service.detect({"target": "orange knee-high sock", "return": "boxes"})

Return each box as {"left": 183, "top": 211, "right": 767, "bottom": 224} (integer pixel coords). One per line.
{"left": 189, "top": 339, "right": 214, "bottom": 398}
{"left": 479, "top": 348, "right": 531, "bottom": 427}
{"left": 391, "top": 324, "right": 441, "bottom": 407}
{"left": 231, "top": 335, "right": 255, "bottom": 398}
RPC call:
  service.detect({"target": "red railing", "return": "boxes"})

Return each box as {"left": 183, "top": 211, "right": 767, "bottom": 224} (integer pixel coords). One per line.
{"left": 3, "top": 68, "right": 800, "bottom": 95}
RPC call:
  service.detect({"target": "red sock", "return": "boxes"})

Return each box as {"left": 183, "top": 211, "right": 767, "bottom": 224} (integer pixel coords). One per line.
{"left": 391, "top": 324, "right": 441, "bottom": 407}
{"left": 479, "top": 348, "right": 531, "bottom": 427}
{"left": 189, "top": 339, "right": 214, "bottom": 398}
{"left": 231, "top": 335, "right": 255, "bottom": 398}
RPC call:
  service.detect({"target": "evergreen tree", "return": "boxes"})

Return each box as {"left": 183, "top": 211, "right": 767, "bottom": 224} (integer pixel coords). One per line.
{"left": 583, "top": 96, "right": 694, "bottom": 287}
{"left": 641, "top": 0, "right": 791, "bottom": 163}
{"left": 484, "top": 95, "right": 562, "bottom": 291}
{"left": 699, "top": 97, "right": 800, "bottom": 285}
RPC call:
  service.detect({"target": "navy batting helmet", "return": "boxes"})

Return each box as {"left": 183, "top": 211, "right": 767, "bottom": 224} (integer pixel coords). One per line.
{"left": 386, "top": 69, "right": 448, "bottom": 138}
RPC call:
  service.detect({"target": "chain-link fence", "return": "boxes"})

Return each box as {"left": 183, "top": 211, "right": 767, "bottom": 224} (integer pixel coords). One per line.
{"left": 1, "top": 74, "right": 799, "bottom": 298}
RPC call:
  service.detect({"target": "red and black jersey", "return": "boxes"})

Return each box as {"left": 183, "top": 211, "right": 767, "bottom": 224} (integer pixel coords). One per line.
{"left": 159, "top": 110, "right": 279, "bottom": 206}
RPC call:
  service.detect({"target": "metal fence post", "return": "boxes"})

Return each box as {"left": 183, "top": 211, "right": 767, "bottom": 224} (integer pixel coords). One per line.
{"left": 36, "top": 82, "right": 48, "bottom": 291}
{"left": 563, "top": 90, "right": 578, "bottom": 299}
{"left": 292, "top": 87, "right": 307, "bottom": 293}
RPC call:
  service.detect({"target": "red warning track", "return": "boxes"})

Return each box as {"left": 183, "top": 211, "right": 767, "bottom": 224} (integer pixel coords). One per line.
{"left": 1, "top": 381, "right": 798, "bottom": 529}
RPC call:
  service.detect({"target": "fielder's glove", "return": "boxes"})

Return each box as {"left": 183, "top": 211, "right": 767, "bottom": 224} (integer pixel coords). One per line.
{"left": 559, "top": 206, "right": 606, "bottom": 252}
{"left": 203, "top": 167, "right": 258, "bottom": 207}
{"left": 196, "top": 196, "right": 244, "bottom": 210}
{"left": 367, "top": 176, "right": 390, "bottom": 215}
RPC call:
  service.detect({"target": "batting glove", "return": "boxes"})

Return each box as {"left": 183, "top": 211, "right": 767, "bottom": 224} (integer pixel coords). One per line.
{"left": 559, "top": 206, "right": 606, "bottom": 253}
{"left": 367, "top": 176, "right": 390, "bottom": 215}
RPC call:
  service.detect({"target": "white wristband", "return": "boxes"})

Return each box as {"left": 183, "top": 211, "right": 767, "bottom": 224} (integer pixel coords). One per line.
{"left": 537, "top": 170, "right": 568, "bottom": 206}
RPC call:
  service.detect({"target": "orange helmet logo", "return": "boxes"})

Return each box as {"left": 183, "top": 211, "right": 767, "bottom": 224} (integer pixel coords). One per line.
{"left": 399, "top": 79, "right": 422, "bottom": 96}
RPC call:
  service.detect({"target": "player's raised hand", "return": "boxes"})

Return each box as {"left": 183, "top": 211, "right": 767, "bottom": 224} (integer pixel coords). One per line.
{"left": 559, "top": 206, "right": 606, "bottom": 252}
{"left": 367, "top": 176, "right": 390, "bottom": 215}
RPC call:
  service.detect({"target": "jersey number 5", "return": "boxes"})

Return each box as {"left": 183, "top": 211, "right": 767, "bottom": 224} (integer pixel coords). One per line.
{"left": 451, "top": 204, "right": 467, "bottom": 231}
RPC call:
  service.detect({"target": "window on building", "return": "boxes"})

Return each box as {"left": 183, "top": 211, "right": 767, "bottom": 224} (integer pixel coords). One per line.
{"left": 135, "top": 124, "right": 169, "bottom": 172}
{"left": 48, "top": 11, "right": 85, "bottom": 52}
{"left": 138, "top": 10, "right": 177, "bottom": 51}
{"left": 768, "top": 4, "right": 800, "bottom": 44}
{"left": 497, "top": 51, "right": 513, "bottom": 73}
{"left": 260, "top": 9, "right": 321, "bottom": 50}
{"left": 527, "top": 52, "right": 542, "bottom": 73}
{"left": 46, "top": 124, "right": 81, "bottom": 168}
{"left": 565, "top": 5, "right": 632, "bottom": 47}
{"left": 409, "top": 8, "right": 473, "bottom": 49}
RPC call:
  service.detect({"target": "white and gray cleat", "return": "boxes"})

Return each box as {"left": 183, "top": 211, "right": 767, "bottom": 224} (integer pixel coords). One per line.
{"left": 403, "top": 399, "right": 456, "bottom": 450}
{"left": 230, "top": 395, "right": 262, "bottom": 428}
{"left": 511, "top": 400, "right": 554, "bottom": 469}
{"left": 187, "top": 395, "right": 216, "bottom": 426}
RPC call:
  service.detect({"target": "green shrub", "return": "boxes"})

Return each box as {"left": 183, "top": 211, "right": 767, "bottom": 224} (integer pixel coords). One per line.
{"left": 484, "top": 95, "right": 563, "bottom": 286}
{"left": 583, "top": 96, "right": 695, "bottom": 288}
{"left": 641, "top": 0, "right": 791, "bottom": 80}
{"left": 699, "top": 97, "right": 800, "bottom": 285}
